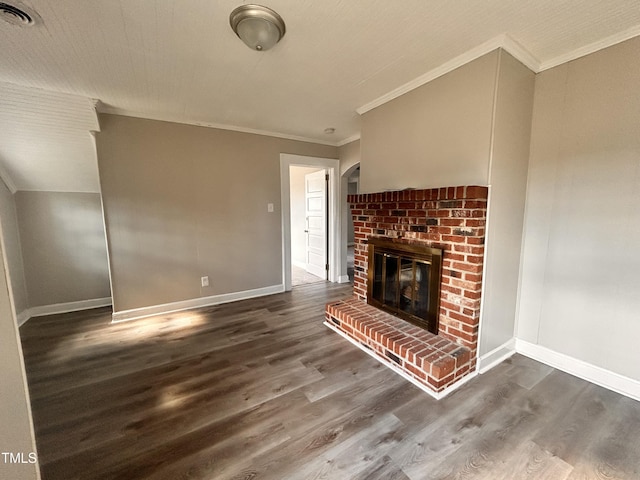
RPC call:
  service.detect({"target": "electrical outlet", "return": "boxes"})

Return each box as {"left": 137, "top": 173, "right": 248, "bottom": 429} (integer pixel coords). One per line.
{"left": 201, "top": 276, "right": 209, "bottom": 287}
{"left": 267, "top": 203, "right": 274, "bottom": 212}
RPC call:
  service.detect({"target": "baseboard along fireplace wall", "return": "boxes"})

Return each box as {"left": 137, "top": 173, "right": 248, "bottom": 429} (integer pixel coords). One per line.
{"left": 325, "top": 185, "right": 488, "bottom": 395}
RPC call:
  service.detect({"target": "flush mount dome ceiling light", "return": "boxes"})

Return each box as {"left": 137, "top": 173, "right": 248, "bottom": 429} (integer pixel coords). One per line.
{"left": 229, "top": 4, "right": 285, "bottom": 51}
{"left": 0, "top": 1, "right": 40, "bottom": 26}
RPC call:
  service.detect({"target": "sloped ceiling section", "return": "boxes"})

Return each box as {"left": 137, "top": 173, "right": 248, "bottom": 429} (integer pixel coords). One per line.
{"left": 0, "top": 82, "right": 99, "bottom": 192}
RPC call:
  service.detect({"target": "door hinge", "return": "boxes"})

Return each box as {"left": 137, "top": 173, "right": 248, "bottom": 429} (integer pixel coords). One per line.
{"left": 326, "top": 263, "right": 329, "bottom": 271}
{"left": 325, "top": 173, "right": 329, "bottom": 181}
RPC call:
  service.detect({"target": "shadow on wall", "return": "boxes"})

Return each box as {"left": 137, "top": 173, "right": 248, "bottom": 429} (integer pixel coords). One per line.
{"left": 16, "top": 191, "right": 111, "bottom": 307}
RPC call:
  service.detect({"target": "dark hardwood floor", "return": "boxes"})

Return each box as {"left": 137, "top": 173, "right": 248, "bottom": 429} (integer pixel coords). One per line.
{"left": 20, "top": 282, "right": 640, "bottom": 479}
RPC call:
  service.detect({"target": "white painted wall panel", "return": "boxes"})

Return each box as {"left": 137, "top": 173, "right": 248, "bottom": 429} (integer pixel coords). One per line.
{"left": 0, "top": 237, "right": 39, "bottom": 479}
{"left": 16, "top": 191, "right": 111, "bottom": 308}
{"left": 480, "top": 51, "right": 535, "bottom": 356}
{"left": 360, "top": 51, "right": 498, "bottom": 193}
{"left": 518, "top": 36, "right": 640, "bottom": 380}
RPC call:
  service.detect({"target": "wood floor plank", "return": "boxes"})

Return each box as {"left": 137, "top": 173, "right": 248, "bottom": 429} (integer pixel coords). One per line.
{"left": 407, "top": 370, "right": 588, "bottom": 479}
{"left": 565, "top": 393, "right": 640, "bottom": 480}
{"left": 283, "top": 413, "right": 406, "bottom": 480}
{"left": 501, "top": 354, "right": 555, "bottom": 390}
{"left": 495, "top": 440, "right": 572, "bottom": 480}
{"left": 19, "top": 282, "right": 640, "bottom": 480}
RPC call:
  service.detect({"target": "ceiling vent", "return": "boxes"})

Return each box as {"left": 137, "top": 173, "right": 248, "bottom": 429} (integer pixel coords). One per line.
{"left": 0, "top": 2, "right": 39, "bottom": 26}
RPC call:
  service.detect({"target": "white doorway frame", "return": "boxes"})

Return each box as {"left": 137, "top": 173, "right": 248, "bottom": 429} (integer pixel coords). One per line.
{"left": 280, "top": 154, "right": 340, "bottom": 291}
{"left": 339, "top": 162, "right": 360, "bottom": 284}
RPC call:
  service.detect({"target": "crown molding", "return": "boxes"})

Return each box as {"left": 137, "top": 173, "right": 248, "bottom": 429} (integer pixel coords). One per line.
{"left": 499, "top": 34, "right": 541, "bottom": 73}
{"left": 357, "top": 26, "right": 640, "bottom": 115}
{"left": 539, "top": 24, "right": 640, "bottom": 71}
{"left": 91, "top": 98, "right": 102, "bottom": 132}
{"left": 356, "top": 34, "right": 541, "bottom": 115}
{"left": 97, "top": 106, "right": 341, "bottom": 147}
{"left": 93, "top": 28, "right": 631, "bottom": 151}
{"left": 336, "top": 133, "right": 360, "bottom": 147}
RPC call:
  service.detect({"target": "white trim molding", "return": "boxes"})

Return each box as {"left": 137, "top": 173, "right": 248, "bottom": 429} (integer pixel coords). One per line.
{"left": 356, "top": 29, "right": 640, "bottom": 116}
{"left": 16, "top": 310, "right": 30, "bottom": 326}
{"left": 539, "top": 24, "right": 640, "bottom": 72}
{"left": 478, "top": 338, "right": 516, "bottom": 374}
{"left": 98, "top": 107, "right": 339, "bottom": 147}
{"left": 516, "top": 339, "right": 640, "bottom": 402}
{"left": 472, "top": 336, "right": 640, "bottom": 402}
{"left": 336, "top": 133, "right": 361, "bottom": 147}
{"left": 499, "top": 34, "right": 540, "bottom": 72}
{"left": 20, "top": 297, "right": 112, "bottom": 325}
{"left": 111, "top": 284, "right": 284, "bottom": 323}
{"left": 356, "top": 34, "right": 540, "bottom": 115}
{"left": 324, "top": 321, "right": 479, "bottom": 400}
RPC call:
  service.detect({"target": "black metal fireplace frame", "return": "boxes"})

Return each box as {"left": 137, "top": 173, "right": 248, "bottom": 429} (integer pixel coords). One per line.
{"left": 366, "top": 237, "right": 443, "bottom": 334}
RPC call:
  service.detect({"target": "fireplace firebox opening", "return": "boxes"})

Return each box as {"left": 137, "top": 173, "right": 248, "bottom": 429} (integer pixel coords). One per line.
{"left": 367, "top": 237, "right": 442, "bottom": 334}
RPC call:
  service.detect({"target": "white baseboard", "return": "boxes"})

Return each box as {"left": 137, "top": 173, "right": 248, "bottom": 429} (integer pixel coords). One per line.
{"left": 337, "top": 275, "right": 351, "bottom": 284}
{"left": 111, "top": 284, "right": 285, "bottom": 323}
{"left": 478, "top": 338, "right": 516, "bottom": 374}
{"left": 323, "top": 320, "right": 640, "bottom": 402}
{"left": 19, "top": 297, "right": 113, "bottom": 325}
{"left": 515, "top": 339, "right": 640, "bottom": 402}
{"left": 324, "top": 321, "right": 478, "bottom": 400}
{"left": 292, "top": 260, "right": 307, "bottom": 269}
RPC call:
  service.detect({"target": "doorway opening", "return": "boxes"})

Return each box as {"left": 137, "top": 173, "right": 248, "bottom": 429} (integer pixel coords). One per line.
{"left": 289, "top": 166, "right": 326, "bottom": 286}
{"left": 280, "top": 154, "right": 340, "bottom": 291}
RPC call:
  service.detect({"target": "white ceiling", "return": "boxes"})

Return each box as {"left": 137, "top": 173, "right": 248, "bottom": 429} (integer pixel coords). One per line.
{"left": 0, "top": 81, "right": 99, "bottom": 192}
{"left": 1, "top": 0, "right": 639, "bottom": 192}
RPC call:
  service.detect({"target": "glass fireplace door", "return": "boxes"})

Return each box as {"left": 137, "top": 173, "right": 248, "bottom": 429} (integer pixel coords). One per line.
{"left": 367, "top": 238, "right": 442, "bottom": 334}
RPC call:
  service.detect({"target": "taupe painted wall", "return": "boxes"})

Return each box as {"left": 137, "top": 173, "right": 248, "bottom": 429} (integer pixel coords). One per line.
{"left": 517, "top": 37, "right": 640, "bottom": 380}
{"left": 16, "top": 191, "right": 111, "bottom": 308}
{"left": 480, "top": 51, "right": 535, "bottom": 355}
{"left": 290, "top": 166, "right": 322, "bottom": 267}
{"left": 96, "top": 114, "right": 336, "bottom": 312}
{"left": 0, "top": 239, "right": 39, "bottom": 479}
{"left": 0, "top": 180, "right": 28, "bottom": 316}
{"left": 360, "top": 51, "right": 499, "bottom": 193}
{"left": 339, "top": 139, "right": 360, "bottom": 176}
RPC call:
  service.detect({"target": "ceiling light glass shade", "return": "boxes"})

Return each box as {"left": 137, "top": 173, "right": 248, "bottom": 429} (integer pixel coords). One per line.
{"left": 230, "top": 5, "right": 286, "bottom": 51}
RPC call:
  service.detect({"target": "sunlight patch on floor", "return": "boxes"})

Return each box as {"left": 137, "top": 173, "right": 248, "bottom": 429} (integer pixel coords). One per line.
{"left": 157, "top": 387, "right": 188, "bottom": 411}
{"left": 52, "top": 311, "right": 209, "bottom": 356}
{"left": 111, "top": 311, "right": 209, "bottom": 341}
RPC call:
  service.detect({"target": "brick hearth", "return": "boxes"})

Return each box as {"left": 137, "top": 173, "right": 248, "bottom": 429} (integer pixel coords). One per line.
{"left": 325, "top": 185, "right": 488, "bottom": 394}
{"left": 326, "top": 299, "right": 471, "bottom": 391}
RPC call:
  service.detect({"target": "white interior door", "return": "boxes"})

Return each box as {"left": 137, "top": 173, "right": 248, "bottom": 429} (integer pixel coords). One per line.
{"left": 305, "top": 169, "right": 327, "bottom": 279}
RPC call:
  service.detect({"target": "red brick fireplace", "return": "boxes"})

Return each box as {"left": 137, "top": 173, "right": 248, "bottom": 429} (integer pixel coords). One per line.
{"left": 325, "top": 186, "right": 488, "bottom": 395}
